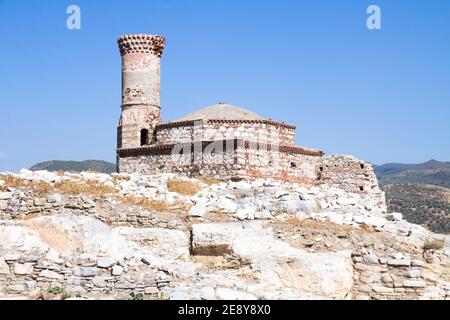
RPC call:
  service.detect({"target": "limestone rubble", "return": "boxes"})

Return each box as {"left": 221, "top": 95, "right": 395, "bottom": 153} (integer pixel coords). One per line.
{"left": 0, "top": 169, "right": 448, "bottom": 300}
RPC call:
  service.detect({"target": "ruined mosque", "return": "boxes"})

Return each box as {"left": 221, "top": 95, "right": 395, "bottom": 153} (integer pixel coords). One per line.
{"left": 116, "top": 34, "right": 384, "bottom": 200}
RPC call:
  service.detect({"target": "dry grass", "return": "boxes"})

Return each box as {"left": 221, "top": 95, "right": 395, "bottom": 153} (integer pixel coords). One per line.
{"left": 0, "top": 174, "right": 29, "bottom": 188}
{"left": 118, "top": 195, "right": 169, "bottom": 212}
{"left": 441, "top": 268, "right": 450, "bottom": 282}
{"left": 167, "top": 179, "right": 200, "bottom": 196}
{"left": 202, "top": 178, "right": 221, "bottom": 186}
{"left": 112, "top": 175, "right": 130, "bottom": 182}
{"left": 284, "top": 217, "right": 355, "bottom": 232}
{"left": 423, "top": 240, "right": 445, "bottom": 251}
{"left": 54, "top": 180, "right": 116, "bottom": 197}
{"left": 0, "top": 174, "right": 52, "bottom": 195}
{"left": 0, "top": 174, "right": 116, "bottom": 197}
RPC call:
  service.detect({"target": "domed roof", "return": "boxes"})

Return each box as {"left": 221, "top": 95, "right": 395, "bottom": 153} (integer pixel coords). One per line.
{"left": 172, "top": 103, "right": 265, "bottom": 122}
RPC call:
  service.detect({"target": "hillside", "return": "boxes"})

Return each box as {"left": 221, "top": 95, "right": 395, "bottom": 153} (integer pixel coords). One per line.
{"left": 30, "top": 160, "right": 116, "bottom": 174}
{"left": 374, "top": 160, "right": 450, "bottom": 234}
{"left": 382, "top": 183, "right": 450, "bottom": 234}
{"left": 375, "top": 160, "right": 450, "bottom": 188}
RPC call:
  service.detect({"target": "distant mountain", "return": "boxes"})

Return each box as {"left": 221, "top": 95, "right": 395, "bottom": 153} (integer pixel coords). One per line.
{"left": 375, "top": 159, "right": 450, "bottom": 234}
{"left": 30, "top": 160, "right": 116, "bottom": 174}
{"left": 375, "top": 160, "right": 450, "bottom": 188}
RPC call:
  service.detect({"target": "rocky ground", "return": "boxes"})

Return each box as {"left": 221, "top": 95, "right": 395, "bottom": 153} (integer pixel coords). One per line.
{"left": 0, "top": 169, "right": 448, "bottom": 300}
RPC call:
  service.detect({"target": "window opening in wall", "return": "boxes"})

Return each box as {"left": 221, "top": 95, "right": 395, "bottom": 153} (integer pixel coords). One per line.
{"left": 360, "top": 164, "right": 365, "bottom": 169}
{"left": 141, "top": 129, "right": 148, "bottom": 146}
{"left": 140, "top": 129, "right": 149, "bottom": 146}
{"left": 290, "top": 162, "right": 297, "bottom": 168}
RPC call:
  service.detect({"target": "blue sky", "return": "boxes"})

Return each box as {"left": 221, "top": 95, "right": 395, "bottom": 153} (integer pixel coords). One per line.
{"left": 0, "top": 0, "right": 449, "bottom": 171}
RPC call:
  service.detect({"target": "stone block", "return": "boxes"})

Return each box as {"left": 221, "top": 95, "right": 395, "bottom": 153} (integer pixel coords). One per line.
{"left": 13, "top": 263, "right": 34, "bottom": 275}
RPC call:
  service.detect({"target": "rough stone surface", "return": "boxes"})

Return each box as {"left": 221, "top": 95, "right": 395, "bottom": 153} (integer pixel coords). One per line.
{"left": 0, "top": 169, "right": 448, "bottom": 300}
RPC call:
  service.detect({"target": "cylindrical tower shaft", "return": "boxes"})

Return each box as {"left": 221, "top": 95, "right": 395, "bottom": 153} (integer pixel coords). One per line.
{"left": 117, "top": 34, "right": 165, "bottom": 149}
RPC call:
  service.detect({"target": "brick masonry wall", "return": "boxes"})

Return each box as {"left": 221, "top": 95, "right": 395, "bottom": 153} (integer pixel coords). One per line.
{"left": 117, "top": 34, "right": 165, "bottom": 149}
{"left": 318, "top": 155, "right": 386, "bottom": 214}
{"left": 154, "top": 120, "right": 296, "bottom": 146}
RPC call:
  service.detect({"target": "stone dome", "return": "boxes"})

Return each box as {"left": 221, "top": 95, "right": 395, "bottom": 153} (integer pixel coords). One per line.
{"left": 172, "top": 103, "right": 265, "bottom": 122}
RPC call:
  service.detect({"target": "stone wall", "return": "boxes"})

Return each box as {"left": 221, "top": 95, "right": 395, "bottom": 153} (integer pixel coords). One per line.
{"left": 117, "top": 140, "right": 321, "bottom": 182}
{"left": 154, "top": 120, "right": 296, "bottom": 146}
{"left": 118, "top": 148, "right": 386, "bottom": 216}
{"left": 318, "top": 155, "right": 386, "bottom": 214}
{"left": 0, "top": 252, "right": 168, "bottom": 299}
{"left": 351, "top": 245, "right": 448, "bottom": 299}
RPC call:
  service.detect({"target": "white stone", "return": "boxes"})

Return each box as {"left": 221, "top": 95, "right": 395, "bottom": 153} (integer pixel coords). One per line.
{"left": 39, "top": 270, "right": 63, "bottom": 280}
{"left": 275, "top": 189, "right": 289, "bottom": 199}
{"left": 404, "top": 269, "right": 421, "bottom": 278}
{"left": 363, "top": 254, "right": 379, "bottom": 265}
{"left": 215, "top": 288, "right": 257, "bottom": 300}
{"left": 142, "top": 256, "right": 163, "bottom": 268}
{"left": 387, "top": 258, "right": 411, "bottom": 267}
{"left": 0, "top": 192, "right": 12, "bottom": 200}
{"left": 97, "top": 257, "right": 117, "bottom": 268}
{"left": 200, "top": 287, "right": 215, "bottom": 300}
{"left": 403, "top": 280, "right": 426, "bottom": 288}
{"left": 234, "top": 205, "right": 255, "bottom": 220}
{"left": 13, "top": 262, "right": 34, "bottom": 275}
{"left": 33, "top": 198, "right": 46, "bottom": 206}
{"left": 217, "top": 196, "right": 238, "bottom": 213}
{"left": 73, "top": 267, "right": 98, "bottom": 277}
{"left": 8, "top": 284, "right": 25, "bottom": 292}
{"left": 0, "top": 200, "right": 7, "bottom": 210}
{"left": 328, "top": 213, "right": 344, "bottom": 225}
{"left": 45, "top": 248, "right": 61, "bottom": 262}
{"left": 0, "top": 257, "right": 10, "bottom": 275}
{"left": 92, "top": 276, "right": 108, "bottom": 287}
{"left": 144, "top": 286, "right": 159, "bottom": 295}
{"left": 189, "top": 203, "right": 208, "bottom": 217}
{"left": 192, "top": 222, "right": 353, "bottom": 299}
{"left": 390, "top": 252, "right": 404, "bottom": 260}
{"left": 411, "top": 259, "right": 425, "bottom": 267}
{"left": 112, "top": 265, "right": 123, "bottom": 276}
{"left": 280, "top": 199, "right": 317, "bottom": 214}
{"left": 3, "top": 254, "right": 20, "bottom": 261}
{"left": 336, "top": 197, "right": 355, "bottom": 206}
{"left": 47, "top": 193, "right": 62, "bottom": 203}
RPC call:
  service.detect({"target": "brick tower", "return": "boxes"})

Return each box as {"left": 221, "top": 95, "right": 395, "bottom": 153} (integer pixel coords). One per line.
{"left": 117, "top": 34, "right": 165, "bottom": 149}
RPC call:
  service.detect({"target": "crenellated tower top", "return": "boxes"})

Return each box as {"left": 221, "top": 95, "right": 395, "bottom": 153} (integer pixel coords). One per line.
{"left": 117, "top": 34, "right": 165, "bottom": 57}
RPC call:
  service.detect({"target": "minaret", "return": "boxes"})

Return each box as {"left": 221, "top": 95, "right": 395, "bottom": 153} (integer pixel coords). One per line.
{"left": 117, "top": 34, "right": 165, "bottom": 149}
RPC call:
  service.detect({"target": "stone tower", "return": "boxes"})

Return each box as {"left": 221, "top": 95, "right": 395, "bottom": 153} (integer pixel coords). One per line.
{"left": 117, "top": 34, "right": 165, "bottom": 149}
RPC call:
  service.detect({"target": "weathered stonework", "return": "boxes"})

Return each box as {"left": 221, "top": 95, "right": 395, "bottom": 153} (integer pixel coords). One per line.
{"left": 0, "top": 170, "right": 447, "bottom": 299}
{"left": 115, "top": 34, "right": 385, "bottom": 211}
{"left": 117, "top": 34, "right": 165, "bottom": 149}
